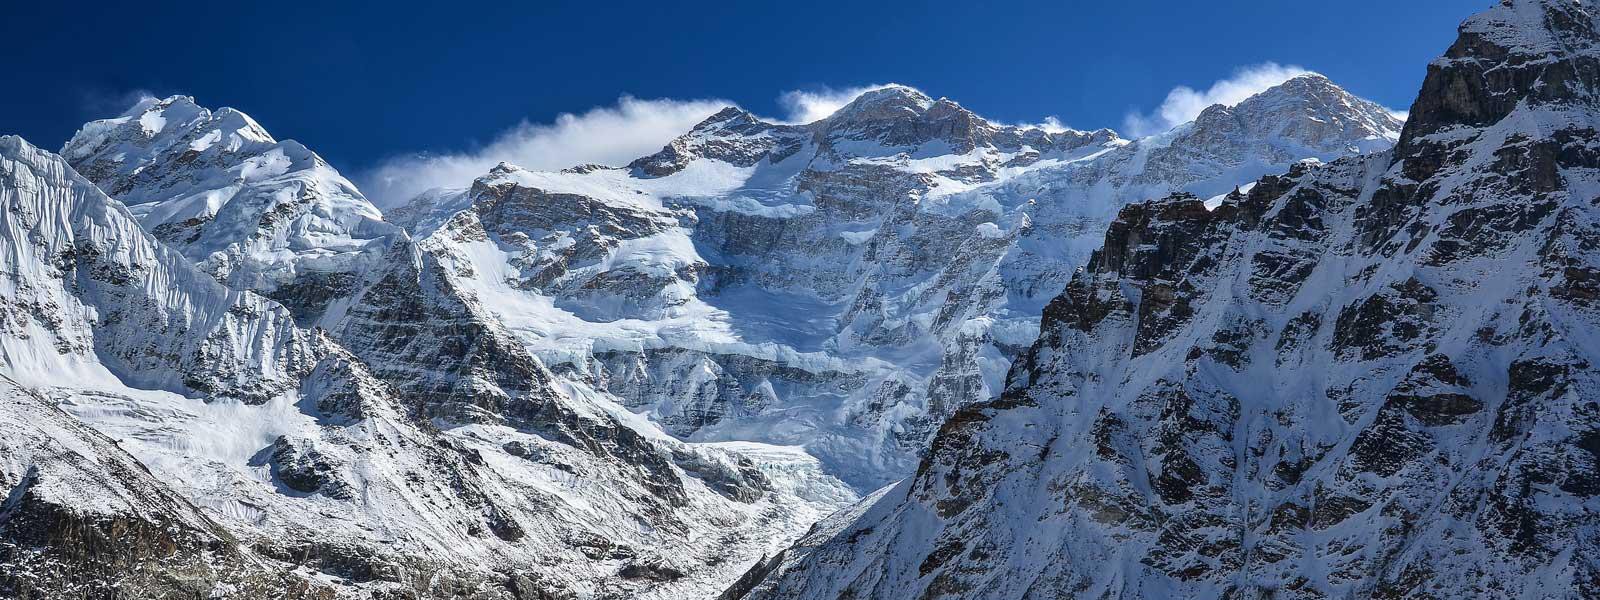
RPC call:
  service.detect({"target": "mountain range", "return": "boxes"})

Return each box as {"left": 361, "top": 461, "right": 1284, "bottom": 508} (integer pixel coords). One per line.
{"left": 1, "top": 1, "right": 1592, "bottom": 598}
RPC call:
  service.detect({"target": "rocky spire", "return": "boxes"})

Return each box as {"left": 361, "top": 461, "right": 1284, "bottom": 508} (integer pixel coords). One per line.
{"left": 1399, "top": 0, "right": 1600, "bottom": 157}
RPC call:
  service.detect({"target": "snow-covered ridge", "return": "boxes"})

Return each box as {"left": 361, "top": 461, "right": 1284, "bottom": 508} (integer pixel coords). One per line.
{"left": 0, "top": 134, "right": 312, "bottom": 401}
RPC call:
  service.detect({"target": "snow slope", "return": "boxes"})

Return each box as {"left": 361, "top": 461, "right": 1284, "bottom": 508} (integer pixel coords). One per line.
{"left": 0, "top": 374, "right": 333, "bottom": 598}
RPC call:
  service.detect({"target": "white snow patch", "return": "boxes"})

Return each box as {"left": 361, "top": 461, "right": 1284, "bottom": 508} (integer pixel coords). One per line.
{"left": 839, "top": 229, "right": 877, "bottom": 244}
{"left": 138, "top": 109, "right": 167, "bottom": 136}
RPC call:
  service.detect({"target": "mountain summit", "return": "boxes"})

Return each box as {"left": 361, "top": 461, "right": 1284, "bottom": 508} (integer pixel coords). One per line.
{"left": 61, "top": 96, "right": 401, "bottom": 324}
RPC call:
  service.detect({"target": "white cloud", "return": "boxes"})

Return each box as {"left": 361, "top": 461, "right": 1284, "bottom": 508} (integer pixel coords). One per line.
{"left": 779, "top": 83, "right": 1076, "bottom": 133}
{"left": 775, "top": 84, "right": 894, "bottom": 124}
{"left": 1123, "top": 62, "right": 1313, "bottom": 138}
{"left": 77, "top": 88, "right": 161, "bottom": 123}
{"left": 1015, "top": 115, "right": 1073, "bottom": 133}
{"left": 361, "top": 95, "right": 731, "bottom": 207}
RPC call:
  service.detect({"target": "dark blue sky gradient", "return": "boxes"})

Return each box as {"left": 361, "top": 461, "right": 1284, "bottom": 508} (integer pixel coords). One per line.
{"left": 5, "top": 1, "right": 1487, "bottom": 172}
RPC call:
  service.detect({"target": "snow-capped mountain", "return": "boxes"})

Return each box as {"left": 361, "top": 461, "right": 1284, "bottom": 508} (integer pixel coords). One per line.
{"left": 391, "top": 73, "right": 1400, "bottom": 490}
{"left": 61, "top": 96, "right": 402, "bottom": 325}
{"left": 0, "top": 12, "right": 1426, "bottom": 600}
{"left": 732, "top": 0, "right": 1600, "bottom": 598}
{"left": 0, "top": 133, "right": 855, "bottom": 599}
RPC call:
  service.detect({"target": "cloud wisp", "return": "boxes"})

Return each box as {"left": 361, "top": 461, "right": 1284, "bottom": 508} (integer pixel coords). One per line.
{"left": 775, "top": 84, "right": 894, "bottom": 124}
{"left": 74, "top": 88, "right": 162, "bottom": 131}
{"left": 361, "top": 95, "right": 730, "bottom": 207}
{"left": 1013, "top": 115, "right": 1074, "bottom": 133}
{"left": 1123, "top": 62, "right": 1313, "bottom": 138}
{"left": 779, "top": 83, "right": 1076, "bottom": 133}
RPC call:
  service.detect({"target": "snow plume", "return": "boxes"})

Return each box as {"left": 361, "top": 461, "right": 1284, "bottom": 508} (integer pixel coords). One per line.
{"left": 777, "top": 84, "right": 896, "bottom": 124}
{"left": 75, "top": 88, "right": 161, "bottom": 125}
{"left": 361, "top": 95, "right": 730, "bottom": 207}
{"left": 1016, "top": 115, "right": 1073, "bottom": 134}
{"left": 1124, "top": 62, "right": 1313, "bottom": 137}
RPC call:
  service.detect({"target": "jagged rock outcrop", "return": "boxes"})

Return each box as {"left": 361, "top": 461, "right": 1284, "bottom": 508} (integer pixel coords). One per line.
{"left": 734, "top": 1, "right": 1600, "bottom": 598}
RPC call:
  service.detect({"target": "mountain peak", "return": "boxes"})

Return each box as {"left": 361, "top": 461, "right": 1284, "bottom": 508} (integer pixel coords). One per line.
{"left": 703, "top": 105, "right": 756, "bottom": 123}
{"left": 825, "top": 84, "right": 937, "bottom": 124}
{"left": 1269, "top": 72, "right": 1336, "bottom": 92}
{"left": 1235, "top": 72, "right": 1360, "bottom": 110}
{"left": 812, "top": 84, "right": 1006, "bottom": 153}
{"left": 118, "top": 94, "right": 201, "bottom": 117}
{"left": 685, "top": 105, "right": 771, "bottom": 136}
{"left": 628, "top": 104, "right": 808, "bottom": 176}
{"left": 1401, "top": 0, "right": 1600, "bottom": 153}
{"left": 1457, "top": 0, "right": 1600, "bottom": 55}
{"left": 1177, "top": 72, "right": 1404, "bottom": 154}
{"left": 853, "top": 83, "right": 931, "bottom": 102}
{"left": 59, "top": 95, "right": 397, "bottom": 324}
{"left": 62, "top": 96, "right": 274, "bottom": 169}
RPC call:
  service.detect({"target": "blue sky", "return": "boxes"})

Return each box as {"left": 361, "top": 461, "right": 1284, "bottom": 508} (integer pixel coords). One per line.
{"left": 5, "top": 1, "right": 1486, "bottom": 202}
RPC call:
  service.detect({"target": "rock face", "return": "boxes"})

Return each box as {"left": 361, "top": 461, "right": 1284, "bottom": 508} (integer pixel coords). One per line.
{"left": 395, "top": 77, "right": 1401, "bottom": 489}
{"left": 60, "top": 96, "right": 402, "bottom": 325}
{"left": 733, "top": 1, "right": 1600, "bottom": 598}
